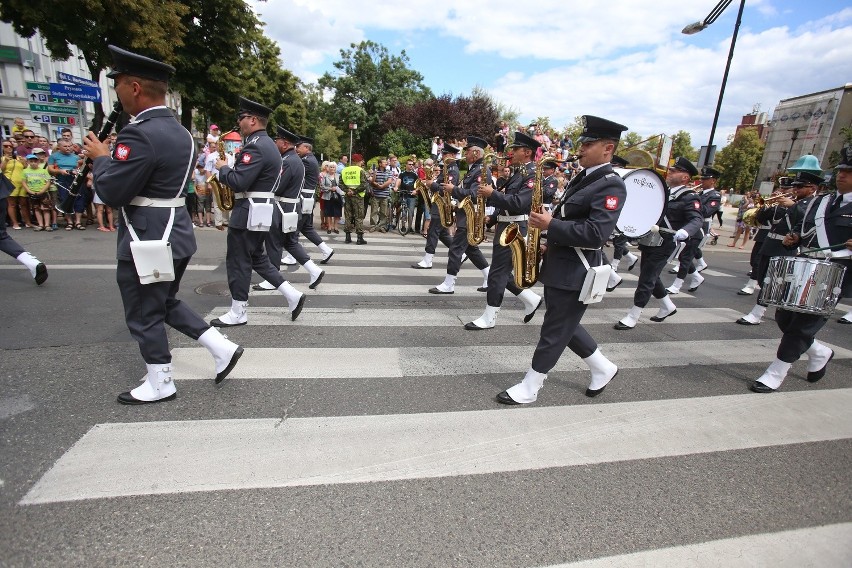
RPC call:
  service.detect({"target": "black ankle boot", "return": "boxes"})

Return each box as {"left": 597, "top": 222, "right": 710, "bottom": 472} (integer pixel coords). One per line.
{"left": 357, "top": 234, "right": 367, "bottom": 245}
{"left": 345, "top": 232, "right": 352, "bottom": 243}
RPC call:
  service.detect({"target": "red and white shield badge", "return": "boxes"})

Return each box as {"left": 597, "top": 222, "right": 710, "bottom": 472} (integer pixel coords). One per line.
{"left": 605, "top": 196, "right": 619, "bottom": 210}
{"left": 114, "top": 144, "right": 131, "bottom": 161}
{"left": 694, "top": 201, "right": 701, "bottom": 209}
{"left": 711, "top": 201, "right": 718, "bottom": 206}
{"left": 242, "top": 153, "right": 252, "bottom": 164}
{"left": 527, "top": 180, "right": 534, "bottom": 188}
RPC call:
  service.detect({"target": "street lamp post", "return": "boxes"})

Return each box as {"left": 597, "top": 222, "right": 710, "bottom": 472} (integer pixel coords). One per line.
{"left": 682, "top": 0, "right": 746, "bottom": 167}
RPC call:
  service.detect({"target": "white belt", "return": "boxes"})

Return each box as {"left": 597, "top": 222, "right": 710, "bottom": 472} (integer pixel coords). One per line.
{"left": 704, "top": 217, "right": 713, "bottom": 221}
{"left": 497, "top": 214, "right": 528, "bottom": 222}
{"left": 276, "top": 197, "right": 300, "bottom": 203}
{"left": 129, "top": 196, "right": 186, "bottom": 207}
{"left": 234, "top": 192, "right": 275, "bottom": 200}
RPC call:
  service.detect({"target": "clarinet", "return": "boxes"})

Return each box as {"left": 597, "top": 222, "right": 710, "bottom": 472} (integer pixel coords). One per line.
{"left": 56, "top": 101, "right": 123, "bottom": 214}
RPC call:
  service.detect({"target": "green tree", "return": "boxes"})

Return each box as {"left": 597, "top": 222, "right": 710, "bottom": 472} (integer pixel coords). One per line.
{"left": 318, "top": 41, "right": 433, "bottom": 157}
{"left": 381, "top": 128, "right": 430, "bottom": 159}
{"left": 670, "top": 130, "right": 698, "bottom": 162}
{"left": 1, "top": 0, "right": 187, "bottom": 128}
{"left": 621, "top": 131, "right": 643, "bottom": 149}
{"left": 562, "top": 117, "right": 584, "bottom": 143}
{"left": 714, "top": 129, "right": 765, "bottom": 192}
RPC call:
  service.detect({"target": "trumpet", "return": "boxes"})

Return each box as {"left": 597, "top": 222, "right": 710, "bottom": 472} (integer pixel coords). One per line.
{"left": 760, "top": 191, "right": 796, "bottom": 206}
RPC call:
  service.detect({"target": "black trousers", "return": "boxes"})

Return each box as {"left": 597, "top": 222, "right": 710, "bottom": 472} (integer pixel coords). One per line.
{"left": 775, "top": 309, "right": 828, "bottom": 363}
{"left": 676, "top": 237, "right": 701, "bottom": 279}
{"left": 634, "top": 240, "right": 675, "bottom": 307}
{"left": 446, "top": 226, "right": 488, "bottom": 275}
{"left": 266, "top": 213, "right": 311, "bottom": 269}
{"left": 298, "top": 210, "right": 323, "bottom": 247}
{"left": 486, "top": 221, "right": 525, "bottom": 306}
{"left": 227, "top": 227, "right": 286, "bottom": 301}
{"left": 612, "top": 234, "right": 630, "bottom": 260}
{"left": 0, "top": 197, "right": 26, "bottom": 259}
{"left": 425, "top": 209, "right": 453, "bottom": 254}
{"left": 531, "top": 287, "right": 597, "bottom": 373}
{"left": 116, "top": 257, "right": 209, "bottom": 364}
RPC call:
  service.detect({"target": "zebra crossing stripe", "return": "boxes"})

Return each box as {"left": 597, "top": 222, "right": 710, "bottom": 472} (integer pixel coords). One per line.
{"left": 546, "top": 523, "right": 852, "bottom": 567}
{"left": 168, "top": 339, "right": 852, "bottom": 381}
{"left": 249, "top": 283, "right": 680, "bottom": 298}
{"left": 204, "top": 307, "right": 745, "bottom": 327}
{"left": 20, "top": 389, "right": 852, "bottom": 505}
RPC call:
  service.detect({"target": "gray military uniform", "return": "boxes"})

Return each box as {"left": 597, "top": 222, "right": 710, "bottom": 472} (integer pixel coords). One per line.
{"left": 424, "top": 162, "right": 456, "bottom": 254}
{"left": 93, "top": 106, "right": 209, "bottom": 364}
{"left": 264, "top": 147, "right": 307, "bottom": 268}
{"left": 218, "top": 128, "right": 286, "bottom": 301}
{"left": 446, "top": 160, "right": 489, "bottom": 276}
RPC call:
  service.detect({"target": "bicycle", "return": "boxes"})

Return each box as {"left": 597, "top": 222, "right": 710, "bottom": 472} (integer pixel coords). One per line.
{"left": 397, "top": 197, "right": 412, "bottom": 236}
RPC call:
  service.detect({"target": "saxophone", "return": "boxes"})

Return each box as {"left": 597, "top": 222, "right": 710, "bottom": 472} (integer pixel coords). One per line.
{"left": 499, "top": 153, "right": 554, "bottom": 289}
{"left": 432, "top": 156, "right": 455, "bottom": 228}
{"left": 207, "top": 129, "right": 236, "bottom": 211}
{"left": 414, "top": 164, "right": 433, "bottom": 207}
{"left": 458, "top": 148, "right": 495, "bottom": 246}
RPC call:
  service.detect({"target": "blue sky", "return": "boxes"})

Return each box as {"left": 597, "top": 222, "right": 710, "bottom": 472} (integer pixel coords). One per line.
{"left": 254, "top": 0, "right": 852, "bottom": 150}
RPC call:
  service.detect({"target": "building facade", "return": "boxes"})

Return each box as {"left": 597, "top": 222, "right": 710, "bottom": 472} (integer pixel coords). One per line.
{"left": 756, "top": 84, "right": 852, "bottom": 183}
{"left": 1, "top": 23, "right": 184, "bottom": 145}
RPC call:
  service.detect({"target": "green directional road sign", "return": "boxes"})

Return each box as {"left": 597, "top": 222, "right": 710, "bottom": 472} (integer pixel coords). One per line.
{"left": 29, "top": 103, "right": 77, "bottom": 115}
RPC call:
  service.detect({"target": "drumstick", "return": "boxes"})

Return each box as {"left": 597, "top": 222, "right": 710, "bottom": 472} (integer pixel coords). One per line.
{"left": 800, "top": 243, "right": 849, "bottom": 254}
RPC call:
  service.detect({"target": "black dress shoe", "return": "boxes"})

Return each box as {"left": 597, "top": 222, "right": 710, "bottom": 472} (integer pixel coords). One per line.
{"left": 737, "top": 289, "right": 754, "bottom": 295}
{"left": 476, "top": 286, "right": 488, "bottom": 292}
{"left": 291, "top": 295, "right": 306, "bottom": 321}
{"left": 34, "top": 263, "right": 48, "bottom": 285}
{"left": 495, "top": 390, "right": 520, "bottom": 405}
{"left": 627, "top": 259, "right": 638, "bottom": 271}
{"left": 252, "top": 283, "right": 275, "bottom": 291}
{"left": 650, "top": 309, "right": 677, "bottom": 322}
{"left": 428, "top": 287, "right": 454, "bottom": 294}
{"left": 749, "top": 381, "right": 775, "bottom": 393}
{"left": 736, "top": 317, "right": 760, "bottom": 325}
{"left": 613, "top": 321, "right": 634, "bottom": 330}
{"left": 585, "top": 370, "right": 618, "bottom": 398}
{"left": 606, "top": 279, "right": 622, "bottom": 292}
{"left": 838, "top": 318, "right": 852, "bottom": 325}
{"left": 668, "top": 267, "right": 678, "bottom": 274}
{"left": 687, "top": 284, "right": 702, "bottom": 292}
{"left": 523, "top": 297, "right": 543, "bottom": 323}
{"left": 464, "top": 321, "right": 487, "bottom": 330}
{"left": 410, "top": 263, "right": 432, "bottom": 269}
{"left": 807, "top": 350, "right": 834, "bottom": 383}
{"left": 320, "top": 251, "right": 334, "bottom": 265}
{"left": 117, "top": 391, "right": 177, "bottom": 405}
{"left": 210, "top": 318, "right": 246, "bottom": 328}
{"left": 309, "top": 271, "right": 325, "bottom": 290}
{"left": 216, "top": 346, "right": 244, "bottom": 384}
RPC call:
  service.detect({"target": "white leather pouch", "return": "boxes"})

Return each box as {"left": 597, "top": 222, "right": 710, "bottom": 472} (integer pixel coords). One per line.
{"left": 281, "top": 211, "right": 299, "bottom": 233}
{"left": 576, "top": 248, "right": 611, "bottom": 304}
{"left": 129, "top": 240, "right": 174, "bottom": 284}
{"left": 301, "top": 197, "right": 315, "bottom": 215}
{"left": 247, "top": 200, "right": 274, "bottom": 232}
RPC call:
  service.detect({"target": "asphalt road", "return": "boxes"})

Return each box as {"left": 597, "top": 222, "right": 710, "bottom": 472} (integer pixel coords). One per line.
{"left": 1, "top": 213, "right": 850, "bottom": 567}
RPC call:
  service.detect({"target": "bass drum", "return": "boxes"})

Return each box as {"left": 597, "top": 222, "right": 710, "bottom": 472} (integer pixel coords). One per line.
{"left": 612, "top": 167, "right": 668, "bottom": 238}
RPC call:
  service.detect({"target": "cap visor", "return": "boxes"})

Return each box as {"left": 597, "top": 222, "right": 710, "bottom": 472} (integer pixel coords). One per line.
{"left": 106, "top": 69, "right": 120, "bottom": 78}
{"left": 577, "top": 135, "right": 600, "bottom": 144}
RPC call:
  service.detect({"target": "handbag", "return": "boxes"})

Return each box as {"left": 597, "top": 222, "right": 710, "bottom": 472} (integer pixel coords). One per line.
{"left": 575, "top": 247, "right": 611, "bottom": 304}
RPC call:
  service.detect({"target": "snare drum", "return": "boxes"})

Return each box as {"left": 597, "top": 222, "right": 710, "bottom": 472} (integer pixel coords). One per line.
{"left": 758, "top": 256, "right": 847, "bottom": 316}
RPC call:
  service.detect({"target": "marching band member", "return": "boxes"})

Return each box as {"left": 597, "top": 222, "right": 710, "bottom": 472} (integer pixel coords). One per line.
{"left": 750, "top": 148, "right": 852, "bottom": 393}
{"left": 465, "top": 132, "right": 543, "bottom": 330}
{"left": 428, "top": 136, "right": 490, "bottom": 294}
{"left": 666, "top": 167, "right": 718, "bottom": 294}
{"left": 411, "top": 144, "right": 457, "bottom": 269}
{"left": 210, "top": 100, "right": 306, "bottom": 327}
{"left": 497, "top": 116, "right": 627, "bottom": 405}
{"left": 691, "top": 166, "right": 724, "bottom": 273}
{"left": 87, "top": 46, "right": 242, "bottom": 404}
{"left": 1, "top": 145, "right": 47, "bottom": 284}
{"left": 253, "top": 132, "right": 327, "bottom": 291}
{"left": 736, "top": 174, "right": 816, "bottom": 325}
{"left": 614, "top": 157, "right": 703, "bottom": 329}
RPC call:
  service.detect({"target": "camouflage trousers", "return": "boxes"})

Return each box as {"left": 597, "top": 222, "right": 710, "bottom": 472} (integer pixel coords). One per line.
{"left": 344, "top": 195, "right": 365, "bottom": 234}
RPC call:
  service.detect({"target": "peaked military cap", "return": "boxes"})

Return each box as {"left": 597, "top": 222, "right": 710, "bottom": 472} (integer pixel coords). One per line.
{"left": 542, "top": 160, "right": 558, "bottom": 169}
{"left": 836, "top": 146, "right": 852, "bottom": 170}
{"left": 700, "top": 166, "right": 722, "bottom": 179}
{"left": 441, "top": 143, "right": 461, "bottom": 154}
{"left": 275, "top": 126, "right": 300, "bottom": 143}
{"left": 463, "top": 135, "right": 489, "bottom": 149}
{"left": 106, "top": 45, "right": 174, "bottom": 82}
{"left": 610, "top": 155, "right": 629, "bottom": 168}
{"left": 238, "top": 97, "right": 272, "bottom": 120}
{"left": 507, "top": 131, "right": 542, "bottom": 150}
{"left": 297, "top": 135, "right": 314, "bottom": 145}
{"left": 777, "top": 176, "right": 794, "bottom": 188}
{"left": 670, "top": 156, "right": 699, "bottom": 178}
{"left": 791, "top": 171, "right": 824, "bottom": 186}
{"left": 577, "top": 115, "right": 628, "bottom": 144}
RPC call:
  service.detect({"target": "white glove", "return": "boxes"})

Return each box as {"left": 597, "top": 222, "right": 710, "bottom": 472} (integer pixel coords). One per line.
{"left": 673, "top": 229, "right": 689, "bottom": 242}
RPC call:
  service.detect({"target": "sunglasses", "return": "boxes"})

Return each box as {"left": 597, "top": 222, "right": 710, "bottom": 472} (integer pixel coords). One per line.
{"left": 237, "top": 113, "right": 253, "bottom": 122}
{"left": 24, "top": 135, "right": 35, "bottom": 138}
